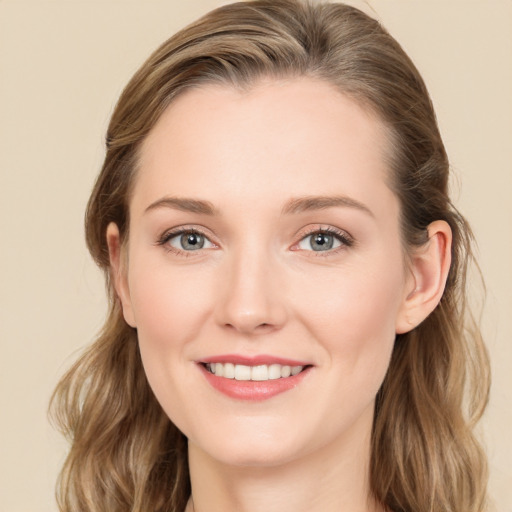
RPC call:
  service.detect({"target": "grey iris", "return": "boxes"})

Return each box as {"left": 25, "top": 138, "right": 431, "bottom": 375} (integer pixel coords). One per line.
{"left": 310, "top": 233, "right": 334, "bottom": 251}
{"left": 181, "top": 233, "right": 205, "bottom": 250}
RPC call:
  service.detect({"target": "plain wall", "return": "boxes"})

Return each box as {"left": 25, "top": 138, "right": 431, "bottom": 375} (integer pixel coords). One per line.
{"left": 0, "top": 1, "right": 510, "bottom": 510}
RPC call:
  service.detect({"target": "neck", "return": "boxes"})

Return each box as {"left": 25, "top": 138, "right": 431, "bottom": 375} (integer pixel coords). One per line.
{"left": 186, "top": 406, "right": 384, "bottom": 512}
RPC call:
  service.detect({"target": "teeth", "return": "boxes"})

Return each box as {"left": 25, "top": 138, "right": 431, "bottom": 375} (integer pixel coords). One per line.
{"left": 251, "top": 365, "right": 268, "bottom": 381}
{"left": 291, "top": 365, "right": 302, "bottom": 376}
{"left": 234, "top": 364, "right": 251, "bottom": 381}
{"left": 223, "top": 363, "right": 235, "bottom": 379}
{"left": 268, "top": 364, "right": 281, "bottom": 380}
{"left": 205, "top": 363, "right": 305, "bottom": 381}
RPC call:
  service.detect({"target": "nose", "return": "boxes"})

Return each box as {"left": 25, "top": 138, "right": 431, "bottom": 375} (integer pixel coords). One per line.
{"left": 214, "top": 246, "right": 288, "bottom": 336}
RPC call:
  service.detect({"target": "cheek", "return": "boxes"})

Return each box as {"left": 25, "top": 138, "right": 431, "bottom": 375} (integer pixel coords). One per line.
{"left": 126, "top": 260, "right": 218, "bottom": 435}
{"left": 128, "top": 258, "right": 212, "bottom": 345}
{"left": 288, "top": 261, "right": 403, "bottom": 440}
{"left": 294, "top": 257, "right": 404, "bottom": 379}
{"left": 125, "top": 256, "right": 216, "bottom": 402}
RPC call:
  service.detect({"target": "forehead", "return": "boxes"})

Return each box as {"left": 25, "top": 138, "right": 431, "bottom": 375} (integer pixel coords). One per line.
{"left": 134, "top": 77, "right": 395, "bottom": 216}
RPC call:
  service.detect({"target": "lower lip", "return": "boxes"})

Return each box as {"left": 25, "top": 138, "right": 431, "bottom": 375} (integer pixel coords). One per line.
{"left": 199, "top": 364, "right": 311, "bottom": 401}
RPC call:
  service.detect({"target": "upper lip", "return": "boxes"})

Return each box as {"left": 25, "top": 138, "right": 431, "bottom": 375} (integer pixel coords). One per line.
{"left": 199, "top": 354, "right": 311, "bottom": 366}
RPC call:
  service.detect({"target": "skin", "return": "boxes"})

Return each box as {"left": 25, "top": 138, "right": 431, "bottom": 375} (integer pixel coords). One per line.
{"left": 108, "top": 77, "right": 451, "bottom": 512}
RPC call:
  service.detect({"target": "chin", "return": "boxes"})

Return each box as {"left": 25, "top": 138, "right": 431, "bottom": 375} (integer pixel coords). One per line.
{"left": 189, "top": 425, "right": 309, "bottom": 469}
{"left": 205, "top": 444, "right": 302, "bottom": 469}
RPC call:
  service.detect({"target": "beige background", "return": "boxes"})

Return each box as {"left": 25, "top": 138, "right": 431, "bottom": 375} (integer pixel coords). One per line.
{"left": 0, "top": 1, "right": 510, "bottom": 511}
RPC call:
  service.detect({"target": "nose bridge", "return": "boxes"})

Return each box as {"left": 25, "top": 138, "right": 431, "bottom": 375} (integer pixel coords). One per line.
{"left": 215, "top": 239, "right": 286, "bottom": 334}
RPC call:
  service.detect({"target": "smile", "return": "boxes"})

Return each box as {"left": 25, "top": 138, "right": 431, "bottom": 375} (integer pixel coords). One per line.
{"left": 205, "top": 362, "right": 305, "bottom": 381}
{"left": 198, "top": 356, "right": 312, "bottom": 401}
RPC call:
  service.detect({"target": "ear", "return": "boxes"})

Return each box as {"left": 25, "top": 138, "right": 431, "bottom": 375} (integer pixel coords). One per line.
{"left": 106, "top": 222, "right": 137, "bottom": 327}
{"left": 395, "top": 220, "right": 452, "bottom": 334}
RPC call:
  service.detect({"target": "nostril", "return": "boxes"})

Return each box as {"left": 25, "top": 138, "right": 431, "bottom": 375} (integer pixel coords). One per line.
{"left": 223, "top": 320, "right": 277, "bottom": 335}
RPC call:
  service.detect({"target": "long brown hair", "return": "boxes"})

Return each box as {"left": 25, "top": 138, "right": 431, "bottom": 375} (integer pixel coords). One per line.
{"left": 50, "top": 1, "right": 490, "bottom": 511}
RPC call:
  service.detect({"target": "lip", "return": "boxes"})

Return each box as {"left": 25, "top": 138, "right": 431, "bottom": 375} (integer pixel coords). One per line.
{"left": 197, "top": 354, "right": 313, "bottom": 401}
{"left": 199, "top": 354, "right": 310, "bottom": 366}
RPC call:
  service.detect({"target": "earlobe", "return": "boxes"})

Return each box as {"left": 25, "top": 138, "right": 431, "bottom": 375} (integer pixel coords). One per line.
{"left": 395, "top": 220, "right": 452, "bottom": 334}
{"left": 106, "top": 222, "right": 137, "bottom": 328}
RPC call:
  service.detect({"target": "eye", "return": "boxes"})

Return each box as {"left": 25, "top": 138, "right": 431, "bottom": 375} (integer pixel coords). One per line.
{"left": 160, "top": 229, "right": 215, "bottom": 252}
{"left": 296, "top": 229, "right": 353, "bottom": 252}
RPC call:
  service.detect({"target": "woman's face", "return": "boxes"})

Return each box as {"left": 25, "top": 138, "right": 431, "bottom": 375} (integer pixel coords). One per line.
{"left": 115, "top": 78, "right": 415, "bottom": 467}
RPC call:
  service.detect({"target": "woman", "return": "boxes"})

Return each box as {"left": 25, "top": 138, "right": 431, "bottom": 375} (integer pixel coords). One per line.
{"left": 50, "top": 1, "right": 490, "bottom": 511}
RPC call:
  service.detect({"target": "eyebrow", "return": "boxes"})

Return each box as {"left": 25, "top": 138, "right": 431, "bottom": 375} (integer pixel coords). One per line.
{"left": 281, "top": 195, "right": 374, "bottom": 217}
{"left": 144, "top": 197, "right": 217, "bottom": 215}
{"left": 144, "top": 194, "right": 373, "bottom": 218}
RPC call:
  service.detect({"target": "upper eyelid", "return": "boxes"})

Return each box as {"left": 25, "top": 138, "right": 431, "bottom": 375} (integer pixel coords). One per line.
{"left": 158, "top": 225, "right": 214, "bottom": 243}
{"left": 293, "top": 224, "right": 354, "bottom": 242}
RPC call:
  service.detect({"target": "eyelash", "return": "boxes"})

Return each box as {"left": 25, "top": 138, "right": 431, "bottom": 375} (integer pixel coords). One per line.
{"left": 156, "top": 225, "right": 354, "bottom": 256}
{"left": 156, "top": 226, "right": 214, "bottom": 256}
{"left": 294, "top": 226, "right": 354, "bottom": 256}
